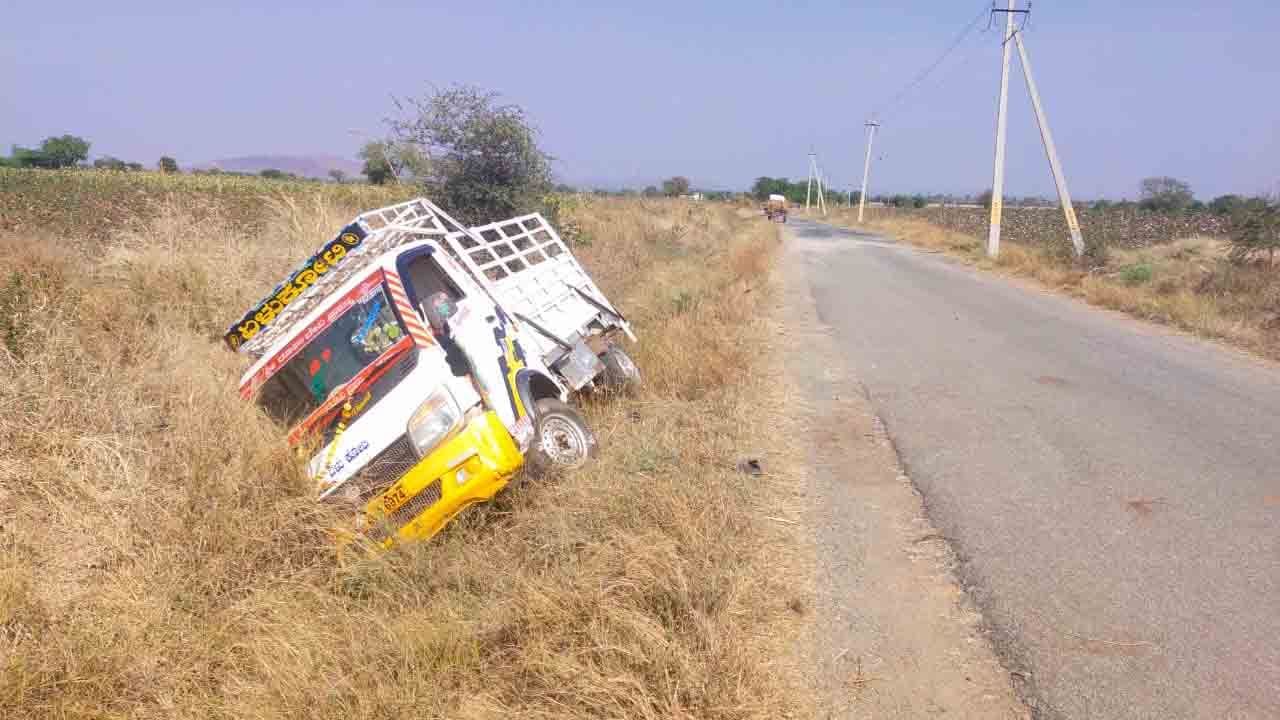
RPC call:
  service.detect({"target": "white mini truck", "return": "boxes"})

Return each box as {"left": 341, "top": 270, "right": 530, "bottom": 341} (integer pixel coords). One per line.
{"left": 226, "top": 198, "right": 639, "bottom": 546}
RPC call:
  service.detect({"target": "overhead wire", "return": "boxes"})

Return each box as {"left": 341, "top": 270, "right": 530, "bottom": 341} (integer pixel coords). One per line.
{"left": 870, "top": 1, "right": 993, "bottom": 121}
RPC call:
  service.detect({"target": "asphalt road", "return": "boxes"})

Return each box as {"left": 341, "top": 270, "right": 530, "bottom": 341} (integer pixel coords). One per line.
{"left": 788, "top": 217, "right": 1280, "bottom": 719}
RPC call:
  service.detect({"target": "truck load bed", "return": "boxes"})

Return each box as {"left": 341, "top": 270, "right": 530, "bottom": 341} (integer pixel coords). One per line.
{"left": 445, "top": 213, "right": 634, "bottom": 364}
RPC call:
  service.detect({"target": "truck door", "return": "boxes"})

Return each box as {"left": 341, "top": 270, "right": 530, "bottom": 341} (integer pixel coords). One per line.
{"left": 398, "top": 250, "right": 531, "bottom": 439}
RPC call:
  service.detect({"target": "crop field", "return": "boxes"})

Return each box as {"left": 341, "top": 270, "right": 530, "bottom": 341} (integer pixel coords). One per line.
{"left": 0, "top": 168, "right": 417, "bottom": 240}
{"left": 0, "top": 172, "right": 808, "bottom": 718}
{"left": 859, "top": 203, "right": 1233, "bottom": 250}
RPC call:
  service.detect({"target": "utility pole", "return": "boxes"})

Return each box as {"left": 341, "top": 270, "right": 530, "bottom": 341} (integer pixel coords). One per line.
{"left": 1014, "top": 31, "right": 1084, "bottom": 256}
{"left": 858, "top": 120, "right": 880, "bottom": 223}
{"left": 806, "top": 152, "right": 816, "bottom": 210}
{"left": 807, "top": 153, "right": 828, "bottom": 215}
{"left": 817, "top": 165, "right": 828, "bottom": 215}
{"left": 987, "top": 0, "right": 1016, "bottom": 258}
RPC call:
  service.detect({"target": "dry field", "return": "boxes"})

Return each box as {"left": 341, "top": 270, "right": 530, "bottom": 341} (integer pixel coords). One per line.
{"left": 0, "top": 180, "right": 808, "bottom": 718}
{"left": 821, "top": 207, "right": 1280, "bottom": 361}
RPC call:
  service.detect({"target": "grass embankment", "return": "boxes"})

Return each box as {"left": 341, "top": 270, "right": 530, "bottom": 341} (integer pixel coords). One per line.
{"left": 1, "top": 182, "right": 806, "bottom": 718}
{"left": 822, "top": 207, "right": 1280, "bottom": 360}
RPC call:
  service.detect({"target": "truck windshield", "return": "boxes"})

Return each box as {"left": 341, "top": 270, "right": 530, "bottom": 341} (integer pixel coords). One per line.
{"left": 257, "top": 284, "right": 408, "bottom": 425}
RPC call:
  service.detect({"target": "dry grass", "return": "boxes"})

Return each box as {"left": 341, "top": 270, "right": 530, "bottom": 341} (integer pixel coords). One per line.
{"left": 818, "top": 207, "right": 1280, "bottom": 360}
{"left": 0, "top": 189, "right": 806, "bottom": 718}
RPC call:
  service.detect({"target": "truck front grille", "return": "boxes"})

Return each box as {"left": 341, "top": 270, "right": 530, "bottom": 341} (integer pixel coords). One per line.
{"left": 365, "top": 479, "right": 443, "bottom": 543}
{"left": 328, "top": 435, "right": 418, "bottom": 508}
{"left": 361, "top": 436, "right": 418, "bottom": 489}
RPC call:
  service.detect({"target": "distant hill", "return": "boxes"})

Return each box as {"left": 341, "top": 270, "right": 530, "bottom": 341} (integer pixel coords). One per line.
{"left": 193, "top": 154, "right": 362, "bottom": 179}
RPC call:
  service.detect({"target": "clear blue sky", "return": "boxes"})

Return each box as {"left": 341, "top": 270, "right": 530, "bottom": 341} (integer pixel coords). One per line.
{"left": 3, "top": 1, "right": 1277, "bottom": 199}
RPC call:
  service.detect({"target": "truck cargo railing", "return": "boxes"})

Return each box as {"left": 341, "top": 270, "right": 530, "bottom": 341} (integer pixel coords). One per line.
{"left": 445, "top": 213, "right": 634, "bottom": 362}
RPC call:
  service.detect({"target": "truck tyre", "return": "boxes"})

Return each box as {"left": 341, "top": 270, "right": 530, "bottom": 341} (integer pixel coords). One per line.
{"left": 599, "top": 343, "right": 642, "bottom": 390}
{"left": 527, "top": 398, "right": 597, "bottom": 474}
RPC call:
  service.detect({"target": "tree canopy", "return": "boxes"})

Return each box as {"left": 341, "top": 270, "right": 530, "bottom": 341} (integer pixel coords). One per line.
{"left": 39, "top": 135, "right": 91, "bottom": 168}
{"left": 359, "top": 141, "right": 397, "bottom": 185}
{"left": 1139, "top": 177, "right": 1195, "bottom": 212}
{"left": 3, "top": 135, "right": 91, "bottom": 169}
{"left": 662, "top": 176, "right": 691, "bottom": 197}
{"left": 389, "top": 85, "right": 551, "bottom": 223}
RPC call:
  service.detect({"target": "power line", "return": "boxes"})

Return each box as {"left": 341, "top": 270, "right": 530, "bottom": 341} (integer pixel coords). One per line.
{"left": 872, "top": 32, "right": 995, "bottom": 130}
{"left": 871, "top": 1, "right": 992, "bottom": 120}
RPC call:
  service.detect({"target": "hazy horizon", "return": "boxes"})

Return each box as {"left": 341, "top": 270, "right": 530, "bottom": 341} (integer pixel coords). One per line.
{"left": 4, "top": 1, "right": 1277, "bottom": 200}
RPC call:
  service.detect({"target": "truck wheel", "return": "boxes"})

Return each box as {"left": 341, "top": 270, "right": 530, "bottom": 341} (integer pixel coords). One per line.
{"left": 527, "top": 398, "right": 597, "bottom": 474}
{"left": 600, "top": 343, "right": 642, "bottom": 390}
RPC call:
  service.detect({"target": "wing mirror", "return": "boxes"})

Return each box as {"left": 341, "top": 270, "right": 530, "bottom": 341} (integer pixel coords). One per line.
{"left": 422, "top": 292, "right": 457, "bottom": 334}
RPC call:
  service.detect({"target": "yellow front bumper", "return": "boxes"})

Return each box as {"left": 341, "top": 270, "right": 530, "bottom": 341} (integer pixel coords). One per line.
{"left": 361, "top": 411, "right": 523, "bottom": 547}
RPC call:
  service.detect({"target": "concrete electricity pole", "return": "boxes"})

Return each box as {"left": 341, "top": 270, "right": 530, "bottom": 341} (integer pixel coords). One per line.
{"left": 987, "top": 0, "right": 1016, "bottom": 258}
{"left": 807, "top": 153, "right": 828, "bottom": 215}
{"left": 1014, "top": 31, "right": 1084, "bottom": 256}
{"left": 817, "top": 164, "right": 828, "bottom": 215}
{"left": 858, "top": 120, "right": 880, "bottom": 223}
{"left": 806, "top": 152, "right": 816, "bottom": 210}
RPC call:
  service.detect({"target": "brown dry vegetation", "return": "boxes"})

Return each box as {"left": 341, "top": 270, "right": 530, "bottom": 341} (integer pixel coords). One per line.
{"left": 1, "top": 187, "right": 807, "bottom": 718}
{"left": 821, "top": 208, "right": 1280, "bottom": 361}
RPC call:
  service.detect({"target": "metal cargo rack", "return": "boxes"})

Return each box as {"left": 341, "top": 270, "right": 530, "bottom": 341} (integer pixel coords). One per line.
{"left": 444, "top": 213, "right": 635, "bottom": 365}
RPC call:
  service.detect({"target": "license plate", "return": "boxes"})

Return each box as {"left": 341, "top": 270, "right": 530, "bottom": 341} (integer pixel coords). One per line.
{"left": 380, "top": 485, "right": 409, "bottom": 515}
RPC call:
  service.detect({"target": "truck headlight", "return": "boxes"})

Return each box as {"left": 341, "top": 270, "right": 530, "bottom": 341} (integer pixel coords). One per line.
{"left": 407, "top": 387, "right": 461, "bottom": 456}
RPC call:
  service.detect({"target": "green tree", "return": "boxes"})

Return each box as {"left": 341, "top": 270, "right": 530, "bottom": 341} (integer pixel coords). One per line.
{"left": 662, "top": 176, "right": 690, "bottom": 197}
{"left": 38, "top": 135, "right": 91, "bottom": 168}
{"left": 126, "top": 162, "right": 144, "bottom": 171}
{"left": 157, "top": 156, "right": 179, "bottom": 173}
{"left": 259, "top": 168, "right": 286, "bottom": 180}
{"left": 328, "top": 168, "right": 347, "bottom": 184}
{"left": 1209, "top": 194, "right": 1245, "bottom": 216}
{"left": 751, "top": 176, "right": 791, "bottom": 201}
{"left": 359, "top": 141, "right": 395, "bottom": 185}
{"left": 93, "top": 156, "right": 127, "bottom": 171}
{"left": 390, "top": 84, "right": 551, "bottom": 223}
{"left": 642, "top": 185, "right": 660, "bottom": 198}
{"left": 1139, "top": 176, "right": 1194, "bottom": 212}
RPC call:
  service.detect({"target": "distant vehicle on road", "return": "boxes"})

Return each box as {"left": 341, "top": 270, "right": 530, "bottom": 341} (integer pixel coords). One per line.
{"left": 763, "top": 194, "right": 787, "bottom": 223}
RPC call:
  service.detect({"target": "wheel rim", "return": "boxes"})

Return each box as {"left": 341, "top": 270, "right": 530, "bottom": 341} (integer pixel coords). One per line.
{"left": 539, "top": 415, "right": 590, "bottom": 467}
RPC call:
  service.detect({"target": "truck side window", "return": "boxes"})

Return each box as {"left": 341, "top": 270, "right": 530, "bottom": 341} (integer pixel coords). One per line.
{"left": 404, "top": 255, "right": 463, "bottom": 309}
